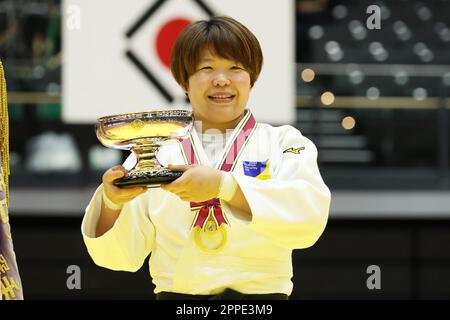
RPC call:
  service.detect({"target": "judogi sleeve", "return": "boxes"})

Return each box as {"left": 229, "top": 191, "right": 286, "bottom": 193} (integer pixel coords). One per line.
{"left": 81, "top": 185, "right": 155, "bottom": 272}
{"left": 230, "top": 126, "right": 331, "bottom": 250}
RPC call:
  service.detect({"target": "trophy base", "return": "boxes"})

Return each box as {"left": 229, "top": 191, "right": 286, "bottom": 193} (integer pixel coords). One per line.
{"left": 114, "top": 169, "right": 182, "bottom": 188}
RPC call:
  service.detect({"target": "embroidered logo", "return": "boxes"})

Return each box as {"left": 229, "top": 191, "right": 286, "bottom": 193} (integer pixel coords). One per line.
{"left": 0, "top": 255, "right": 21, "bottom": 300}
{"left": 283, "top": 147, "right": 305, "bottom": 154}
{"left": 0, "top": 276, "right": 21, "bottom": 300}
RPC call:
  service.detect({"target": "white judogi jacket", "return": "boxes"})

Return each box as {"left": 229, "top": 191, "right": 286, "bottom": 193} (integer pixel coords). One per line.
{"left": 82, "top": 110, "right": 331, "bottom": 296}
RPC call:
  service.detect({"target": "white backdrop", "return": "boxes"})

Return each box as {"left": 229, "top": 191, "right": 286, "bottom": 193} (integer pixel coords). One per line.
{"left": 62, "top": 0, "right": 295, "bottom": 124}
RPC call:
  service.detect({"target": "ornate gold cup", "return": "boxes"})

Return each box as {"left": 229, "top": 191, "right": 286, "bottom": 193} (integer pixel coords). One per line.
{"left": 96, "top": 109, "right": 193, "bottom": 187}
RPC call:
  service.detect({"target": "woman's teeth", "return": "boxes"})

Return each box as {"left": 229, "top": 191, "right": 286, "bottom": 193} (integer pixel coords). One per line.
{"left": 209, "top": 95, "right": 235, "bottom": 103}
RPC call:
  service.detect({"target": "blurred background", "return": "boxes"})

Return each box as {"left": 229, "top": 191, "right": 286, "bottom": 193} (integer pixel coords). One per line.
{"left": 2, "top": 0, "right": 450, "bottom": 299}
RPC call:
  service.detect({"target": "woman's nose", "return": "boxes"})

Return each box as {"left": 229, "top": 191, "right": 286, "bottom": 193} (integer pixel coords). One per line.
{"left": 212, "top": 73, "right": 231, "bottom": 86}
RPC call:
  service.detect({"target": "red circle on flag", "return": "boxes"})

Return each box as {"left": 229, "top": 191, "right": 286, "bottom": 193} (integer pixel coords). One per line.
{"left": 155, "top": 18, "right": 192, "bottom": 69}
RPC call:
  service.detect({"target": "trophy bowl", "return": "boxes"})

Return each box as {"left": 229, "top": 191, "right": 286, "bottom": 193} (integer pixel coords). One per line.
{"left": 96, "top": 109, "right": 193, "bottom": 188}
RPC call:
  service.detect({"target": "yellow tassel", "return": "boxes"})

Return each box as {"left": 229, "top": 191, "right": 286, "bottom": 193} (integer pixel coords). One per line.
{"left": 0, "top": 60, "right": 10, "bottom": 206}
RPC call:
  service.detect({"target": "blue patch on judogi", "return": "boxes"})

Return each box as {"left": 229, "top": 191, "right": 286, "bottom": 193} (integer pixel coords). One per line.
{"left": 242, "top": 160, "right": 268, "bottom": 177}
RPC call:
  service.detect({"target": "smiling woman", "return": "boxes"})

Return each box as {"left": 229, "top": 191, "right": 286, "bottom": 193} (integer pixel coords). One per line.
{"left": 182, "top": 49, "right": 251, "bottom": 133}
{"left": 170, "top": 16, "right": 264, "bottom": 133}
{"left": 81, "top": 16, "right": 330, "bottom": 301}
{"left": 171, "top": 16, "right": 263, "bottom": 88}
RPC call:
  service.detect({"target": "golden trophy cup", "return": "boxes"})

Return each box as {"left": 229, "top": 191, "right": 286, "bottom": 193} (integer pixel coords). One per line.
{"left": 96, "top": 109, "right": 193, "bottom": 187}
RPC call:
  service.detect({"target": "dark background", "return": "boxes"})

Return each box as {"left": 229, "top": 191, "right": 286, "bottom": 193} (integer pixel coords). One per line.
{"left": 12, "top": 217, "right": 450, "bottom": 299}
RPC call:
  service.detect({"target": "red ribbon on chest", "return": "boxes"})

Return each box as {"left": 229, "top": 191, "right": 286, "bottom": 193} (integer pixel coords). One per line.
{"left": 181, "top": 112, "right": 256, "bottom": 229}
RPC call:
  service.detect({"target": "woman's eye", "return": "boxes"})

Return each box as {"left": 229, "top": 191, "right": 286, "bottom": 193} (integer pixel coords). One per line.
{"left": 231, "top": 66, "right": 242, "bottom": 70}
{"left": 200, "top": 66, "right": 212, "bottom": 70}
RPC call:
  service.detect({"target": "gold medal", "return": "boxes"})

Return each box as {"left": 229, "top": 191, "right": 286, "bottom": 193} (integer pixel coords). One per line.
{"left": 193, "top": 212, "right": 227, "bottom": 253}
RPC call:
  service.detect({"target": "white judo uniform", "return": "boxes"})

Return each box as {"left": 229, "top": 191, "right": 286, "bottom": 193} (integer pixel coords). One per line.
{"left": 81, "top": 110, "right": 331, "bottom": 296}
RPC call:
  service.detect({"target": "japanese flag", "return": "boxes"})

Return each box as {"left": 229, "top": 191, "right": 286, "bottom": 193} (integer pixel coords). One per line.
{"left": 63, "top": 0, "right": 294, "bottom": 124}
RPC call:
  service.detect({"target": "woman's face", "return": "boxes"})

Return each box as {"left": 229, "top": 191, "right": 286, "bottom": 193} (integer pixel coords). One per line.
{"left": 184, "top": 49, "right": 251, "bottom": 130}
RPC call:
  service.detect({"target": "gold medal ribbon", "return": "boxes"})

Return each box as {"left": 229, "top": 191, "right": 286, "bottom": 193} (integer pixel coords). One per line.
{"left": 181, "top": 111, "right": 257, "bottom": 252}
{"left": 190, "top": 198, "right": 226, "bottom": 229}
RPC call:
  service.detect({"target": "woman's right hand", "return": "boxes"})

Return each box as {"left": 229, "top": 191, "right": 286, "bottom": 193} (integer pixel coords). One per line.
{"left": 102, "top": 165, "right": 148, "bottom": 207}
